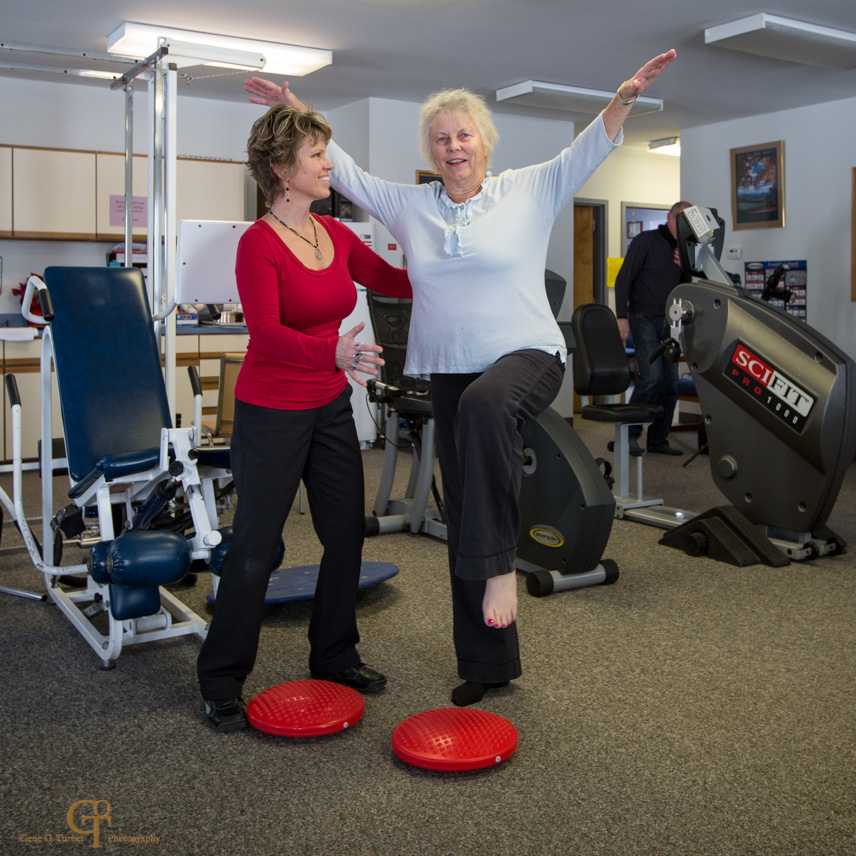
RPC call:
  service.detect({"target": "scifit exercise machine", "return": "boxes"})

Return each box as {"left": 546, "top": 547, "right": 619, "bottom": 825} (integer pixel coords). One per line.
{"left": 631, "top": 206, "right": 855, "bottom": 564}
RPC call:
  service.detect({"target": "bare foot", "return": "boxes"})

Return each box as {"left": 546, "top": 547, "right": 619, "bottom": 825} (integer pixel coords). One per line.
{"left": 483, "top": 572, "right": 518, "bottom": 628}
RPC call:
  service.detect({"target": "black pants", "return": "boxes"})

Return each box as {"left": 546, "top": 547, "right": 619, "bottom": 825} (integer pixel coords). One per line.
{"left": 197, "top": 386, "right": 366, "bottom": 701}
{"left": 431, "top": 350, "right": 564, "bottom": 684}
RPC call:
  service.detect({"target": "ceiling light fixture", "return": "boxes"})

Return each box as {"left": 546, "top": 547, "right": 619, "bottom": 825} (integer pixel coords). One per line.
{"left": 648, "top": 136, "right": 681, "bottom": 157}
{"left": 705, "top": 13, "right": 856, "bottom": 70}
{"left": 496, "top": 81, "right": 663, "bottom": 117}
{"left": 107, "top": 22, "right": 332, "bottom": 76}
{"left": 0, "top": 62, "right": 123, "bottom": 81}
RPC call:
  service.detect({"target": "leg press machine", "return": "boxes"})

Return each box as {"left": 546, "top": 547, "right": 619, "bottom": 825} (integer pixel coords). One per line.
{"left": 0, "top": 267, "right": 236, "bottom": 667}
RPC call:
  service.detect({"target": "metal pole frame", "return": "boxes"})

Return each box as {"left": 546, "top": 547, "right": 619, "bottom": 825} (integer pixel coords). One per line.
{"left": 116, "top": 44, "right": 179, "bottom": 421}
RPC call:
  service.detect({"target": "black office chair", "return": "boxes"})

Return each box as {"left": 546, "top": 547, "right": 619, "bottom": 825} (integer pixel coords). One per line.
{"left": 363, "top": 293, "right": 444, "bottom": 538}
{"left": 571, "top": 302, "right": 664, "bottom": 516}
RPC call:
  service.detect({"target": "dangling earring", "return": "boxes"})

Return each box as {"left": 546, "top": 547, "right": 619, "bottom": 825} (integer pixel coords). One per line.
{"left": 285, "top": 183, "right": 290, "bottom": 204}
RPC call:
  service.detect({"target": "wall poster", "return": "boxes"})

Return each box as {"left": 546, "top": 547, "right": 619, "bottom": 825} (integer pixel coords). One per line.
{"left": 744, "top": 259, "right": 806, "bottom": 321}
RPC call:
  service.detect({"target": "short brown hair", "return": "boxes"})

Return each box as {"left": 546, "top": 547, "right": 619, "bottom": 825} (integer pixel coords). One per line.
{"left": 246, "top": 104, "right": 332, "bottom": 206}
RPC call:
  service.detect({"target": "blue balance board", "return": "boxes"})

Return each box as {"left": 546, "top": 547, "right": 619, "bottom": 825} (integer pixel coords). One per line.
{"left": 207, "top": 561, "right": 399, "bottom": 605}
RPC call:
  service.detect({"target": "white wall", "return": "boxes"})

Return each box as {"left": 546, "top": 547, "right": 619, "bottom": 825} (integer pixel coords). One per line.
{"left": 6, "top": 74, "right": 852, "bottom": 419}
{"left": 0, "top": 76, "right": 260, "bottom": 157}
{"left": 0, "top": 76, "right": 261, "bottom": 312}
{"left": 680, "top": 96, "right": 856, "bottom": 359}
{"left": 0, "top": 76, "right": 683, "bottom": 417}
{"left": 577, "top": 144, "right": 681, "bottom": 259}
{"left": 1, "top": 75, "right": 682, "bottom": 321}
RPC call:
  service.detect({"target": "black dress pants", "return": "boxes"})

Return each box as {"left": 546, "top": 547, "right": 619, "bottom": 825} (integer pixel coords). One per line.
{"left": 430, "top": 349, "right": 564, "bottom": 684}
{"left": 197, "top": 386, "right": 366, "bottom": 701}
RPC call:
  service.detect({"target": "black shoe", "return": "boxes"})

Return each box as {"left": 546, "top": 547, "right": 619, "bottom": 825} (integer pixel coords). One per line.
{"left": 629, "top": 437, "right": 644, "bottom": 456}
{"left": 648, "top": 443, "right": 683, "bottom": 456}
{"left": 203, "top": 697, "right": 247, "bottom": 732}
{"left": 310, "top": 662, "right": 387, "bottom": 694}
{"left": 451, "top": 680, "right": 510, "bottom": 707}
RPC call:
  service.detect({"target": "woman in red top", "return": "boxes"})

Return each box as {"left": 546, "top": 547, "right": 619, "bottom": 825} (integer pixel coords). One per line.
{"left": 197, "top": 105, "right": 411, "bottom": 731}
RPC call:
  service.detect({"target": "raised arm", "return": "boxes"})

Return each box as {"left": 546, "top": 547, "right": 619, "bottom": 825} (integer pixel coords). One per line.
{"left": 245, "top": 77, "right": 306, "bottom": 111}
{"left": 601, "top": 50, "right": 677, "bottom": 142}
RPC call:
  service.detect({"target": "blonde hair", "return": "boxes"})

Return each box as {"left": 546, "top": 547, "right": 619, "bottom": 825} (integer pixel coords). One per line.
{"left": 418, "top": 88, "right": 499, "bottom": 170}
{"left": 246, "top": 104, "right": 332, "bottom": 206}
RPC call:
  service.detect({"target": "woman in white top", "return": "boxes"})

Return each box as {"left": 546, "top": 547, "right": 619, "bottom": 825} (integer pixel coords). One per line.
{"left": 246, "top": 50, "right": 675, "bottom": 706}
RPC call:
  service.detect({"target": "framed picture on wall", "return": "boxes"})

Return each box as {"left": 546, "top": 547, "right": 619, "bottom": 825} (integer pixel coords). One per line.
{"left": 620, "top": 202, "right": 669, "bottom": 254}
{"left": 416, "top": 170, "right": 443, "bottom": 185}
{"left": 730, "top": 141, "right": 785, "bottom": 230}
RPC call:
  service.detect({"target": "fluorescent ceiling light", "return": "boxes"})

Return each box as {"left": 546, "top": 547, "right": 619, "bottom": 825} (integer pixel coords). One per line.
{"left": 107, "top": 22, "right": 332, "bottom": 76}
{"left": 705, "top": 14, "right": 856, "bottom": 70}
{"left": 496, "top": 81, "right": 663, "bottom": 117}
{"left": 648, "top": 137, "right": 681, "bottom": 157}
{"left": 78, "top": 69, "right": 124, "bottom": 80}
{"left": 0, "top": 62, "right": 124, "bottom": 81}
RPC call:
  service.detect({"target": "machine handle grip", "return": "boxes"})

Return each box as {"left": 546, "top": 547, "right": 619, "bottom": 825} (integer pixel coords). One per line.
{"left": 187, "top": 365, "right": 202, "bottom": 397}
{"left": 648, "top": 338, "right": 682, "bottom": 364}
{"left": 39, "top": 287, "right": 54, "bottom": 322}
{"left": 21, "top": 275, "right": 54, "bottom": 324}
{"left": 5, "top": 373, "right": 20, "bottom": 408}
{"left": 648, "top": 341, "right": 666, "bottom": 364}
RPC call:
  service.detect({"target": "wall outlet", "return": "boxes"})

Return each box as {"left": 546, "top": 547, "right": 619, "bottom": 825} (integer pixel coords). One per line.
{"left": 726, "top": 247, "right": 742, "bottom": 260}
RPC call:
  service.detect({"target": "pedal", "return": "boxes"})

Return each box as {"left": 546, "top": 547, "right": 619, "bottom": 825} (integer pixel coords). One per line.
{"left": 51, "top": 504, "right": 85, "bottom": 539}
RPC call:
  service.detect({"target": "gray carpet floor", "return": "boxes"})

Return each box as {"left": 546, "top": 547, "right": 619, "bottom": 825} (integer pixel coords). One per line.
{"left": 1, "top": 419, "right": 854, "bottom": 855}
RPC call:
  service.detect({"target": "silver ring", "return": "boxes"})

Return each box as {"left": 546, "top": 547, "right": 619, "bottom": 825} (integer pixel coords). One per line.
{"left": 354, "top": 351, "right": 362, "bottom": 360}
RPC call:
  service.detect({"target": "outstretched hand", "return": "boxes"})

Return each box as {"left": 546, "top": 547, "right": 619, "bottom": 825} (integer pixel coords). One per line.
{"left": 244, "top": 77, "right": 307, "bottom": 111}
{"left": 622, "top": 49, "right": 677, "bottom": 100}
{"left": 603, "top": 49, "right": 676, "bottom": 141}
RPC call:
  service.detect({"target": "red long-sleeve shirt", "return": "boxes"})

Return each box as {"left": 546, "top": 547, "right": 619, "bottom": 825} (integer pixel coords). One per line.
{"left": 234, "top": 216, "right": 411, "bottom": 410}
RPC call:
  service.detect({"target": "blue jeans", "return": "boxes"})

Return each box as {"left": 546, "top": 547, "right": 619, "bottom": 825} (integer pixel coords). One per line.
{"left": 628, "top": 313, "right": 678, "bottom": 449}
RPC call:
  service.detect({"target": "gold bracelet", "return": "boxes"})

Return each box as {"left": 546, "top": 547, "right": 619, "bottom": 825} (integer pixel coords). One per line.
{"left": 617, "top": 87, "right": 638, "bottom": 106}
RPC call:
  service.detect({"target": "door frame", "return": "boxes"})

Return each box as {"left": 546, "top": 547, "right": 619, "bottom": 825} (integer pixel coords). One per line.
{"left": 574, "top": 197, "right": 608, "bottom": 305}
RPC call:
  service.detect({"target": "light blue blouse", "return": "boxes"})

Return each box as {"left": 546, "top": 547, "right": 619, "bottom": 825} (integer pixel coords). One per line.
{"left": 328, "top": 114, "right": 621, "bottom": 375}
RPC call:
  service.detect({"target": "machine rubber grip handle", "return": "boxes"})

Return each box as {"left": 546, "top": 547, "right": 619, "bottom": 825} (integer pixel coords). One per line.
{"left": 187, "top": 365, "right": 202, "bottom": 397}
{"left": 39, "top": 288, "right": 55, "bottom": 322}
{"left": 648, "top": 341, "right": 667, "bottom": 364}
{"left": 4, "top": 374, "right": 20, "bottom": 407}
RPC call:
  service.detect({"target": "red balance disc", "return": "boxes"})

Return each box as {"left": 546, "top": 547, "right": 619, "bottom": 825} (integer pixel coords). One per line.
{"left": 392, "top": 707, "right": 518, "bottom": 771}
{"left": 247, "top": 680, "right": 365, "bottom": 737}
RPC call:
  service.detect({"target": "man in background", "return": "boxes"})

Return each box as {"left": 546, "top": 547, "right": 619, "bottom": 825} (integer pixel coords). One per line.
{"left": 615, "top": 200, "right": 692, "bottom": 455}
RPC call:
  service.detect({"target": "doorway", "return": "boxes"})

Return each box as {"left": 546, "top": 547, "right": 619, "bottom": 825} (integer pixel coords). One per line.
{"left": 572, "top": 199, "right": 607, "bottom": 412}
{"left": 573, "top": 200, "right": 607, "bottom": 307}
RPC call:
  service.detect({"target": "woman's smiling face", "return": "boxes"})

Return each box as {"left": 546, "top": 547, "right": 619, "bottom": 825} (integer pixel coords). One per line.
{"left": 430, "top": 112, "right": 487, "bottom": 194}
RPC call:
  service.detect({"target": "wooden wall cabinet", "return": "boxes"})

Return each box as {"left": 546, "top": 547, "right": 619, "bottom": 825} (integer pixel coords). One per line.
{"left": 170, "top": 332, "right": 249, "bottom": 436}
{"left": 95, "top": 152, "right": 149, "bottom": 241}
{"left": 177, "top": 160, "right": 247, "bottom": 224}
{"left": 7, "top": 146, "right": 248, "bottom": 241}
{"left": 13, "top": 147, "right": 97, "bottom": 240}
{"left": 0, "top": 146, "right": 12, "bottom": 238}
